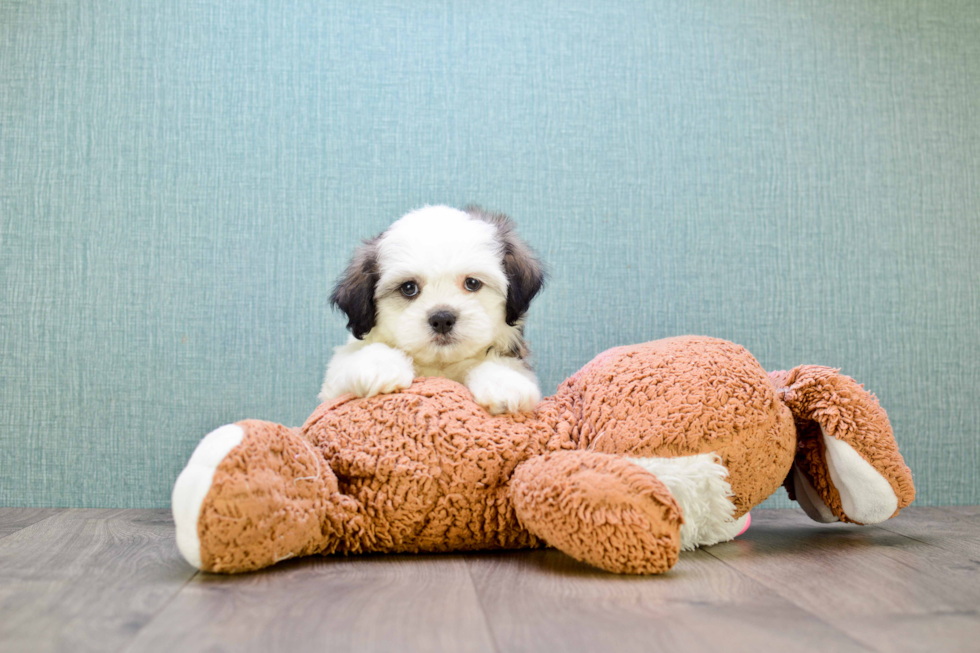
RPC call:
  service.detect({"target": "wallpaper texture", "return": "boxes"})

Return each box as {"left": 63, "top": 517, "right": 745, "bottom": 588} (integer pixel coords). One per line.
{"left": 1, "top": 0, "right": 978, "bottom": 507}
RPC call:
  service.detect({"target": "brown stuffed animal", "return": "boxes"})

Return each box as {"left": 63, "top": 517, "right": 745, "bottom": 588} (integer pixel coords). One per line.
{"left": 172, "top": 336, "right": 914, "bottom": 574}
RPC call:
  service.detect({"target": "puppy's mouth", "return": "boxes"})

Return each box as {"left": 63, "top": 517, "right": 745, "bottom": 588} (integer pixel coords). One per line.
{"left": 430, "top": 333, "right": 456, "bottom": 347}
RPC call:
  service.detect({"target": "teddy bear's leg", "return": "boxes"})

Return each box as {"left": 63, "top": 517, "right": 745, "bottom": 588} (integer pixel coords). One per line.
{"left": 509, "top": 450, "right": 683, "bottom": 574}
{"left": 770, "top": 366, "right": 915, "bottom": 525}
{"left": 172, "top": 423, "right": 246, "bottom": 568}
{"left": 172, "top": 420, "right": 346, "bottom": 573}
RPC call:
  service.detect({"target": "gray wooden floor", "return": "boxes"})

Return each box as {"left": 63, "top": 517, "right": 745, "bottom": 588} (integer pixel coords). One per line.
{"left": 0, "top": 507, "right": 977, "bottom": 653}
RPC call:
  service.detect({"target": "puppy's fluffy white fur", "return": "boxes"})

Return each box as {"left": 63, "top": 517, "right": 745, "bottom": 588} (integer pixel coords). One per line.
{"left": 319, "top": 205, "right": 545, "bottom": 415}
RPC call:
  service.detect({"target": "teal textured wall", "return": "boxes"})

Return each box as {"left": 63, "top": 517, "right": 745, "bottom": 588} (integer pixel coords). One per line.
{"left": 1, "top": 1, "right": 978, "bottom": 508}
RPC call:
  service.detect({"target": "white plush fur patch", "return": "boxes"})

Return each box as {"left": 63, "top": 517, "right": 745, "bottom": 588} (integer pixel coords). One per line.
{"left": 822, "top": 429, "right": 898, "bottom": 524}
{"left": 627, "top": 453, "right": 743, "bottom": 550}
{"left": 171, "top": 424, "right": 244, "bottom": 569}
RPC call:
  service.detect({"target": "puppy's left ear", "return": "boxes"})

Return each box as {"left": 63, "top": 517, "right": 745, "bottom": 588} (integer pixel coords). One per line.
{"left": 466, "top": 206, "right": 546, "bottom": 326}
{"left": 330, "top": 236, "right": 380, "bottom": 339}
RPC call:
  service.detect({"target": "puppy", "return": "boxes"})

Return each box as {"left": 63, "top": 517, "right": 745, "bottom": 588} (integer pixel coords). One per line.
{"left": 319, "top": 205, "right": 546, "bottom": 415}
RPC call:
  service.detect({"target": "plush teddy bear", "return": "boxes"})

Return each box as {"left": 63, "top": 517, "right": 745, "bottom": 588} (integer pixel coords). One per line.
{"left": 172, "top": 336, "right": 914, "bottom": 575}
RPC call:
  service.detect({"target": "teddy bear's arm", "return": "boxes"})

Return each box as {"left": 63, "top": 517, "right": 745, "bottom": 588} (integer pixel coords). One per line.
{"left": 509, "top": 450, "right": 684, "bottom": 574}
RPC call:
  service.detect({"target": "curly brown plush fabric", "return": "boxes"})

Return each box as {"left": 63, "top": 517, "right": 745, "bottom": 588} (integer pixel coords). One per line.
{"left": 511, "top": 451, "right": 683, "bottom": 574}
{"left": 198, "top": 420, "right": 344, "bottom": 572}
{"left": 770, "top": 366, "right": 915, "bottom": 523}
{"left": 561, "top": 338, "right": 797, "bottom": 516}
{"left": 185, "top": 336, "right": 915, "bottom": 575}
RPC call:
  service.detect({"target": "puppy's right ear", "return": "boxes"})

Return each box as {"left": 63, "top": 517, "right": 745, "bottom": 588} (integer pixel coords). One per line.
{"left": 330, "top": 237, "right": 380, "bottom": 339}
{"left": 464, "top": 205, "right": 546, "bottom": 326}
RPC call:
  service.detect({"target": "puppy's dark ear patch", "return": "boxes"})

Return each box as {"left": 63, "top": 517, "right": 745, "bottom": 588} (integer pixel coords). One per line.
{"left": 330, "top": 236, "right": 380, "bottom": 339}
{"left": 465, "top": 206, "right": 546, "bottom": 326}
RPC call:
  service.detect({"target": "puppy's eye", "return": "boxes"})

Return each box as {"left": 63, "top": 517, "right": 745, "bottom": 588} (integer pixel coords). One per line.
{"left": 399, "top": 281, "right": 419, "bottom": 298}
{"left": 464, "top": 277, "right": 483, "bottom": 292}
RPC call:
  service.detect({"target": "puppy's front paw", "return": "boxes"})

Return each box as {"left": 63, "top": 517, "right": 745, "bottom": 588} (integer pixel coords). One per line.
{"left": 347, "top": 344, "right": 416, "bottom": 397}
{"left": 320, "top": 343, "right": 416, "bottom": 401}
{"left": 467, "top": 364, "right": 542, "bottom": 415}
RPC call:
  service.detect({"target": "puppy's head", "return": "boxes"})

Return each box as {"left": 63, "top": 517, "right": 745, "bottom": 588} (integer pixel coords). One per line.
{"left": 331, "top": 205, "right": 545, "bottom": 365}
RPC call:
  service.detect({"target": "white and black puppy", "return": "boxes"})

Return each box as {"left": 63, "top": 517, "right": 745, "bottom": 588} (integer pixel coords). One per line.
{"left": 319, "top": 205, "right": 546, "bottom": 415}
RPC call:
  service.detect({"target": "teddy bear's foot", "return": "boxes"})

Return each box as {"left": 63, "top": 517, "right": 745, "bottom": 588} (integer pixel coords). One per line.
{"left": 172, "top": 420, "right": 344, "bottom": 573}
{"left": 510, "top": 451, "right": 683, "bottom": 574}
{"left": 172, "top": 423, "right": 245, "bottom": 569}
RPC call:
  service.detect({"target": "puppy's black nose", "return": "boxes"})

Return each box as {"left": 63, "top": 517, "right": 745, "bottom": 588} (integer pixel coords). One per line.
{"left": 428, "top": 310, "right": 456, "bottom": 335}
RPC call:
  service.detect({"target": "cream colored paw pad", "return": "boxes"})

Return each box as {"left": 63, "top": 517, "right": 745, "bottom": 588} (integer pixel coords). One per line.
{"left": 171, "top": 424, "right": 244, "bottom": 569}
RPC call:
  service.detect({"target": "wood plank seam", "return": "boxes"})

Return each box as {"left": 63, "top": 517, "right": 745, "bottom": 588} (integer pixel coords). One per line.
{"left": 701, "top": 538, "right": 887, "bottom": 652}
{"left": 465, "top": 559, "right": 505, "bottom": 653}
{"left": 700, "top": 512, "right": 980, "bottom": 653}
{"left": 119, "top": 569, "right": 201, "bottom": 653}
{"left": 0, "top": 509, "right": 64, "bottom": 541}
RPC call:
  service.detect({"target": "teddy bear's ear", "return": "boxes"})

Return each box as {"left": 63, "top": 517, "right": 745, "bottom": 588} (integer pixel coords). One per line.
{"left": 330, "top": 237, "right": 380, "bottom": 339}
{"left": 465, "top": 205, "right": 546, "bottom": 326}
{"left": 788, "top": 462, "right": 839, "bottom": 523}
{"left": 771, "top": 366, "right": 915, "bottom": 525}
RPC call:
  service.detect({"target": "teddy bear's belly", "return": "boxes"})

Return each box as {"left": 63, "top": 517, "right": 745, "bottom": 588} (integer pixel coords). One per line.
{"left": 318, "top": 397, "right": 556, "bottom": 554}
{"left": 335, "top": 463, "right": 542, "bottom": 554}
